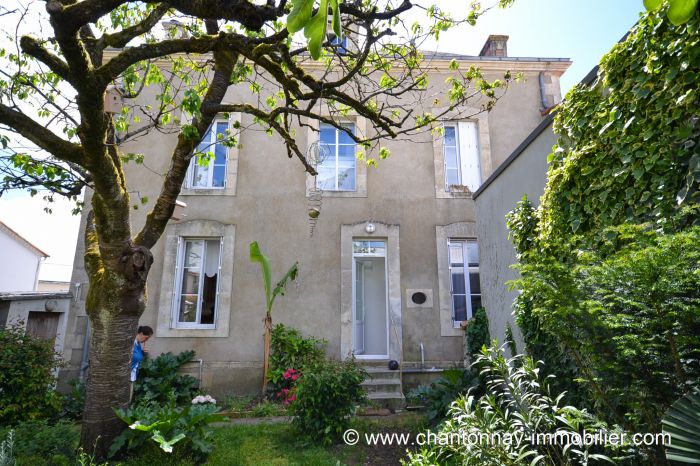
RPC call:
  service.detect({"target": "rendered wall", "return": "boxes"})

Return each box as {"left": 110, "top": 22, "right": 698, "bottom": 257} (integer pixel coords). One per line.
{"left": 474, "top": 122, "right": 556, "bottom": 353}
{"left": 61, "top": 58, "right": 568, "bottom": 396}
{"left": 0, "top": 229, "right": 41, "bottom": 292}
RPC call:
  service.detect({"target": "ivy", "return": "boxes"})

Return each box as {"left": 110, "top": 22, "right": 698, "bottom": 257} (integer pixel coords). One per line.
{"left": 542, "top": 7, "right": 700, "bottom": 242}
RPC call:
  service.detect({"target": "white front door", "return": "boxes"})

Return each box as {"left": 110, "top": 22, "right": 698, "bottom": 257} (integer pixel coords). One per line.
{"left": 352, "top": 240, "right": 388, "bottom": 358}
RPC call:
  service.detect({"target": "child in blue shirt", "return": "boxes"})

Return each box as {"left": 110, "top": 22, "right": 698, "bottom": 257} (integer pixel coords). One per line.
{"left": 131, "top": 326, "right": 153, "bottom": 383}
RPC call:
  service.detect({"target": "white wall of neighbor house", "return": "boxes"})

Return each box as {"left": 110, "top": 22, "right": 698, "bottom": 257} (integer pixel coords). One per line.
{"left": 60, "top": 51, "right": 569, "bottom": 395}
{"left": 0, "top": 227, "right": 44, "bottom": 292}
{"left": 473, "top": 119, "right": 557, "bottom": 354}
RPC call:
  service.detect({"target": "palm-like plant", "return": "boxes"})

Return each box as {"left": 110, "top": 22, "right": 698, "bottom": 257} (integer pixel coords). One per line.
{"left": 249, "top": 241, "right": 299, "bottom": 395}
{"left": 662, "top": 389, "right": 700, "bottom": 464}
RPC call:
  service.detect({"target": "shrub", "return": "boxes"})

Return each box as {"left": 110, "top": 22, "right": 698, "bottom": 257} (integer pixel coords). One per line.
{"left": 0, "top": 420, "right": 79, "bottom": 466}
{"left": 0, "top": 324, "right": 62, "bottom": 425}
{"left": 133, "top": 351, "right": 199, "bottom": 405}
{"left": 110, "top": 398, "right": 224, "bottom": 463}
{"left": 405, "top": 346, "right": 632, "bottom": 466}
{"left": 407, "top": 368, "right": 483, "bottom": 423}
{"left": 268, "top": 324, "right": 326, "bottom": 397}
{"left": 60, "top": 379, "right": 86, "bottom": 421}
{"left": 0, "top": 430, "right": 15, "bottom": 466}
{"left": 289, "top": 359, "right": 367, "bottom": 444}
{"left": 464, "top": 307, "right": 490, "bottom": 361}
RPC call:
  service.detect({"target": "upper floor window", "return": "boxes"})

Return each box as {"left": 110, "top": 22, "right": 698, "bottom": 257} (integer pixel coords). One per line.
{"left": 187, "top": 118, "right": 230, "bottom": 189}
{"left": 173, "top": 237, "right": 222, "bottom": 328}
{"left": 448, "top": 238, "right": 481, "bottom": 325}
{"left": 443, "top": 122, "right": 481, "bottom": 192}
{"left": 317, "top": 123, "right": 356, "bottom": 191}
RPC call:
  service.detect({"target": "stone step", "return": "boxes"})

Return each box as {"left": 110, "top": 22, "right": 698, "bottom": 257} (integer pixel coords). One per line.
{"left": 361, "top": 378, "right": 402, "bottom": 394}
{"left": 363, "top": 368, "right": 401, "bottom": 379}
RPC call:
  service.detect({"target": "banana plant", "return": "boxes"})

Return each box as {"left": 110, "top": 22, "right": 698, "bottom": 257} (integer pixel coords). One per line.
{"left": 250, "top": 241, "right": 299, "bottom": 395}
{"left": 287, "top": 0, "right": 342, "bottom": 59}
{"left": 662, "top": 389, "right": 700, "bottom": 463}
{"left": 644, "top": 0, "right": 699, "bottom": 25}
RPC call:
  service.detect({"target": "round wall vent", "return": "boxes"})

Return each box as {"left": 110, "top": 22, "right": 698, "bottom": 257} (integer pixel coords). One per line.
{"left": 411, "top": 292, "right": 427, "bottom": 305}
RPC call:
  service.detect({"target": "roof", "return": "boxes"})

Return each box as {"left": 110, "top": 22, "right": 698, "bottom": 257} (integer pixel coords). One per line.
{"left": 421, "top": 50, "right": 571, "bottom": 63}
{"left": 0, "top": 291, "right": 71, "bottom": 301}
{"left": 472, "top": 64, "right": 600, "bottom": 200}
{"left": 0, "top": 221, "right": 49, "bottom": 257}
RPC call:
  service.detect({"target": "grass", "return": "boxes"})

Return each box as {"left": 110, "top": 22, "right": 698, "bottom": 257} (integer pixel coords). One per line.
{"left": 206, "top": 414, "right": 426, "bottom": 466}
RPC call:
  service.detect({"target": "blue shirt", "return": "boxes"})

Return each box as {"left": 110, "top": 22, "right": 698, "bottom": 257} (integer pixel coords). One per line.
{"left": 131, "top": 339, "right": 145, "bottom": 372}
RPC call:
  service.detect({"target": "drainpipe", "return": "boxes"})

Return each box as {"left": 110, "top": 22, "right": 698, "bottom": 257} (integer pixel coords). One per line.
{"left": 197, "top": 359, "right": 203, "bottom": 389}
{"left": 538, "top": 72, "right": 549, "bottom": 111}
{"left": 420, "top": 340, "right": 425, "bottom": 370}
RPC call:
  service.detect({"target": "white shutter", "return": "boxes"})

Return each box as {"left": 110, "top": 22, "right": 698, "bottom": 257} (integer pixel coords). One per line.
{"left": 457, "top": 121, "right": 481, "bottom": 192}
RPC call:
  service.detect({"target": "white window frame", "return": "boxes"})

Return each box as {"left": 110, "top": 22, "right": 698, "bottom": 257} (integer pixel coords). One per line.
{"left": 172, "top": 237, "right": 223, "bottom": 329}
{"left": 187, "top": 117, "right": 231, "bottom": 190}
{"left": 317, "top": 123, "right": 357, "bottom": 192}
{"left": 447, "top": 238, "right": 481, "bottom": 327}
{"left": 443, "top": 122, "right": 481, "bottom": 192}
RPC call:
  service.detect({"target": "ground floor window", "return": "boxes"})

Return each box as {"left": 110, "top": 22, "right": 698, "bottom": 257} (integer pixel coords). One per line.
{"left": 448, "top": 238, "right": 481, "bottom": 325}
{"left": 173, "top": 238, "right": 222, "bottom": 328}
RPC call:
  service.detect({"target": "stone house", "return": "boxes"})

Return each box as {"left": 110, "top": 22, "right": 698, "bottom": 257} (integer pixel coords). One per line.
{"left": 59, "top": 35, "right": 570, "bottom": 403}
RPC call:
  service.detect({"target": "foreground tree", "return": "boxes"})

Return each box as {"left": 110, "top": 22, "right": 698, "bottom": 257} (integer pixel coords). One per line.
{"left": 0, "top": 0, "right": 513, "bottom": 456}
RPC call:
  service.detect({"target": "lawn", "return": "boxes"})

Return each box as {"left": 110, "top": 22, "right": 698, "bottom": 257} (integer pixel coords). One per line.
{"left": 207, "top": 415, "right": 425, "bottom": 466}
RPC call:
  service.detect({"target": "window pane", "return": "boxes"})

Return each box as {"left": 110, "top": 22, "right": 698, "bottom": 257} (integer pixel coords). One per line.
{"left": 469, "top": 271, "right": 481, "bottom": 294}
{"left": 184, "top": 241, "right": 203, "bottom": 267}
{"left": 179, "top": 295, "right": 198, "bottom": 322}
{"left": 316, "top": 166, "right": 337, "bottom": 190}
{"left": 446, "top": 168, "right": 460, "bottom": 188}
{"left": 212, "top": 165, "right": 226, "bottom": 188}
{"left": 191, "top": 162, "right": 210, "bottom": 187}
{"left": 451, "top": 268, "right": 465, "bottom": 294}
{"left": 338, "top": 125, "right": 355, "bottom": 144}
{"left": 466, "top": 242, "right": 479, "bottom": 266}
{"left": 444, "top": 146, "right": 459, "bottom": 170}
{"left": 470, "top": 295, "right": 482, "bottom": 313}
{"left": 449, "top": 243, "right": 464, "bottom": 266}
{"left": 320, "top": 126, "right": 336, "bottom": 144}
{"left": 353, "top": 241, "right": 370, "bottom": 254}
{"left": 338, "top": 144, "right": 356, "bottom": 162}
{"left": 180, "top": 269, "right": 200, "bottom": 295}
{"left": 452, "top": 295, "right": 467, "bottom": 322}
{"left": 338, "top": 166, "right": 355, "bottom": 190}
{"left": 444, "top": 126, "right": 456, "bottom": 147}
{"left": 317, "top": 143, "right": 334, "bottom": 165}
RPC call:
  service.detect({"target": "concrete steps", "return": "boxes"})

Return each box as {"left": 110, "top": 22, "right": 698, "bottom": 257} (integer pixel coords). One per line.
{"left": 359, "top": 362, "right": 405, "bottom": 410}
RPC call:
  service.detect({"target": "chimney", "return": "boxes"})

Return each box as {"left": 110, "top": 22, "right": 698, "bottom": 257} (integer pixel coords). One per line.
{"left": 479, "top": 35, "right": 509, "bottom": 58}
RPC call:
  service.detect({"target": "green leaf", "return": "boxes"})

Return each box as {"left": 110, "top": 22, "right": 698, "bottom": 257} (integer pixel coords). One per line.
{"left": 668, "top": 0, "right": 699, "bottom": 25}
{"left": 330, "top": 0, "right": 342, "bottom": 38}
{"left": 663, "top": 390, "right": 700, "bottom": 463}
{"left": 644, "top": 0, "right": 663, "bottom": 10}
{"left": 250, "top": 241, "right": 273, "bottom": 312}
{"left": 304, "top": 0, "right": 328, "bottom": 59}
{"left": 287, "top": 0, "right": 314, "bottom": 34}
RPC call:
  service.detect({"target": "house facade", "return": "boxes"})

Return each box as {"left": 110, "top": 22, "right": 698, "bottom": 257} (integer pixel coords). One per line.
{"left": 59, "top": 36, "right": 570, "bottom": 398}
{"left": 0, "top": 220, "right": 48, "bottom": 293}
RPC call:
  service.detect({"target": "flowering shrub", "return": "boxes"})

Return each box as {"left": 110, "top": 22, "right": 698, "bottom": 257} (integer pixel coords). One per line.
{"left": 268, "top": 324, "right": 326, "bottom": 397}
{"left": 275, "top": 369, "right": 299, "bottom": 405}
{"left": 191, "top": 395, "right": 216, "bottom": 405}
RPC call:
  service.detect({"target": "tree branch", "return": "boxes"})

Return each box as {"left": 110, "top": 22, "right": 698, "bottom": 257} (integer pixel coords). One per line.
{"left": 98, "top": 3, "right": 171, "bottom": 50}
{"left": 0, "top": 104, "right": 86, "bottom": 164}
{"left": 19, "top": 36, "right": 72, "bottom": 83}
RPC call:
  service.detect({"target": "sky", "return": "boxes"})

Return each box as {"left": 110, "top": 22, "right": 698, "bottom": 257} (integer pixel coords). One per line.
{"left": 0, "top": 0, "right": 644, "bottom": 283}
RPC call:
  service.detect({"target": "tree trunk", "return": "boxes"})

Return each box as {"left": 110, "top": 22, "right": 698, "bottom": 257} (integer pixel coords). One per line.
{"left": 80, "top": 309, "right": 140, "bottom": 458}
{"left": 262, "top": 313, "right": 272, "bottom": 395}
{"left": 79, "top": 217, "right": 153, "bottom": 459}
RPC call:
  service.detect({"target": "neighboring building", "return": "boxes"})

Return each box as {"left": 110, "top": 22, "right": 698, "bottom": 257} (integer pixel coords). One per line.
{"left": 472, "top": 66, "right": 599, "bottom": 353}
{"left": 60, "top": 35, "right": 570, "bottom": 400}
{"left": 0, "top": 222, "right": 71, "bottom": 354}
{"left": 37, "top": 280, "right": 71, "bottom": 292}
{"left": 0, "top": 220, "right": 48, "bottom": 292}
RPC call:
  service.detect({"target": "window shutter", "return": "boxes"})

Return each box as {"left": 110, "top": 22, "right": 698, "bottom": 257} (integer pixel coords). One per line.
{"left": 457, "top": 121, "right": 481, "bottom": 192}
